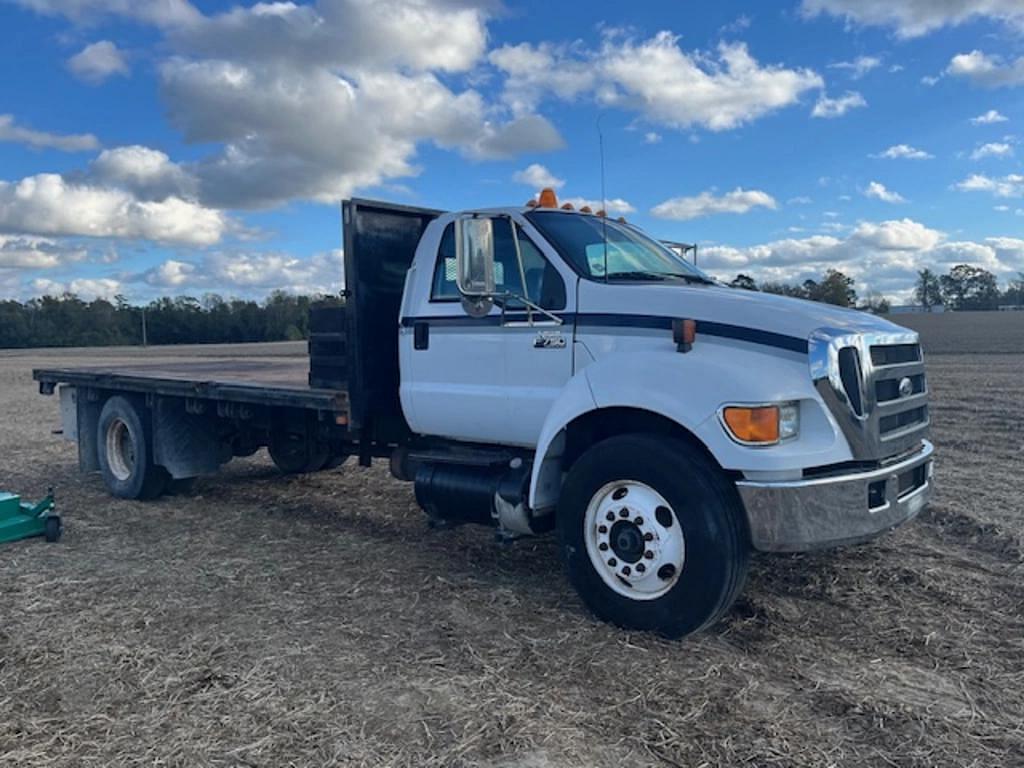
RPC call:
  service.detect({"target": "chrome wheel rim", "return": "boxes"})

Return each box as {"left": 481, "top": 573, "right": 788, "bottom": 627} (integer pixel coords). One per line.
{"left": 583, "top": 480, "right": 685, "bottom": 600}
{"left": 105, "top": 418, "right": 135, "bottom": 481}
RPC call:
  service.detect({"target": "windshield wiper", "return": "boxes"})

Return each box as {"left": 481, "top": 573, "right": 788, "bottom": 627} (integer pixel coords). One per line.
{"left": 606, "top": 271, "right": 715, "bottom": 284}
{"left": 604, "top": 271, "right": 670, "bottom": 281}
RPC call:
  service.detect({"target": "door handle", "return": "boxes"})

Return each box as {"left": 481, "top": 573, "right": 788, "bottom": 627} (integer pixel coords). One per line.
{"left": 413, "top": 321, "right": 429, "bottom": 350}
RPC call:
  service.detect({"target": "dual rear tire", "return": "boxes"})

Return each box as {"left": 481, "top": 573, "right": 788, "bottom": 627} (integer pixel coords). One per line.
{"left": 97, "top": 396, "right": 171, "bottom": 500}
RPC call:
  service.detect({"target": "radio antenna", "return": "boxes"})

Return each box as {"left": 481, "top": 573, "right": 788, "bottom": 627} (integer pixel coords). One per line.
{"left": 597, "top": 113, "right": 609, "bottom": 283}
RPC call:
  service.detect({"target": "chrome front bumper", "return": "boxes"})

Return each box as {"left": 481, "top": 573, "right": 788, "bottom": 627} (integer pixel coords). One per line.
{"left": 737, "top": 440, "right": 934, "bottom": 552}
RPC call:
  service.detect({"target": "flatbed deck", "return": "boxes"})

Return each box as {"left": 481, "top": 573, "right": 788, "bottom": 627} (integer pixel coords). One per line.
{"left": 33, "top": 359, "right": 349, "bottom": 413}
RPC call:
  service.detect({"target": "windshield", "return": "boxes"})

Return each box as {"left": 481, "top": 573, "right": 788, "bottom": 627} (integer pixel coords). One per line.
{"left": 525, "top": 211, "right": 712, "bottom": 283}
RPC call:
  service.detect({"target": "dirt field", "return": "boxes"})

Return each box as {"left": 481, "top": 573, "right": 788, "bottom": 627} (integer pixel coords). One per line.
{"left": 1, "top": 318, "right": 1022, "bottom": 767}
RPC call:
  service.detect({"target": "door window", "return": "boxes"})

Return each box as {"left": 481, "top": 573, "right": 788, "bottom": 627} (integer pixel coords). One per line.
{"left": 430, "top": 219, "right": 566, "bottom": 310}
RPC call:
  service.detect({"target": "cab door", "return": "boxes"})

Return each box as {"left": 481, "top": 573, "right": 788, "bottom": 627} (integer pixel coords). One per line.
{"left": 400, "top": 215, "right": 575, "bottom": 447}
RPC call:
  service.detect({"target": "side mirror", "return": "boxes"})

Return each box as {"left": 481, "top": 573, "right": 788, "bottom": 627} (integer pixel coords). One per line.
{"left": 455, "top": 217, "right": 497, "bottom": 297}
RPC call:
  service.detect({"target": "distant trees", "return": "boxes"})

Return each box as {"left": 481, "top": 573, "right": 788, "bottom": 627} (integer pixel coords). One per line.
{"left": 939, "top": 264, "right": 1000, "bottom": 311}
{"left": 914, "top": 269, "right": 943, "bottom": 311}
{"left": 0, "top": 291, "right": 341, "bottom": 350}
{"left": 728, "top": 263, "right": 1021, "bottom": 313}
{"left": 736, "top": 269, "right": 859, "bottom": 308}
{"left": 728, "top": 274, "right": 758, "bottom": 291}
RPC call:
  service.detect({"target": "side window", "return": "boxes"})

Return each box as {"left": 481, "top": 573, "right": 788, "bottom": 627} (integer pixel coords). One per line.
{"left": 431, "top": 219, "right": 567, "bottom": 311}
{"left": 430, "top": 223, "right": 459, "bottom": 301}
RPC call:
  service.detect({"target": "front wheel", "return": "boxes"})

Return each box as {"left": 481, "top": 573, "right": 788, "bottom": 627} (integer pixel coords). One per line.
{"left": 557, "top": 434, "right": 749, "bottom": 639}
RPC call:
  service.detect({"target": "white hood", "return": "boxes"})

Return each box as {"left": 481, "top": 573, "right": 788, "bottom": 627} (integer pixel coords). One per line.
{"left": 577, "top": 281, "right": 911, "bottom": 344}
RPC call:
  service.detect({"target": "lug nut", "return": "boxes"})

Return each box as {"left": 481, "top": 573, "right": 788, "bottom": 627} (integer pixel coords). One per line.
{"left": 606, "top": 511, "right": 615, "bottom": 522}
{"left": 636, "top": 563, "right": 646, "bottom": 573}
{"left": 599, "top": 542, "right": 608, "bottom": 551}
{"left": 644, "top": 550, "right": 654, "bottom": 559}
{"left": 619, "top": 508, "right": 629, "bottom": 518}
{"left": 634, "top": 517, "right": 643, "bottom": 526}
{"left": 643, "top": 532, "right": 654, "bottom": 542}
{"left": 622, "top": 566, "right": 631, "bottom": 576}
{"left": 608, "top": 558, "right": 617, "bottom": 567}
{"left": 598, "top": 525, "right": 608, "bottom": 534}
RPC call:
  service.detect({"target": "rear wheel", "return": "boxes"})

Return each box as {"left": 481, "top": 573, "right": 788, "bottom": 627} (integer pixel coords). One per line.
{"left": 97, "top": 396, "right": 169, "bottom": 500}
{"left": 557, "top": 434, "right": 749, "bottom": 639}
{"left": 268, "top": 432, "right": 331, "bottom": 474}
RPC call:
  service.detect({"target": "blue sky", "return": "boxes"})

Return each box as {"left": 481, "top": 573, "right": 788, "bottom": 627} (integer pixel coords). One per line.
{"left": 0, "top": 0, "right": 1022, "bottom": 304}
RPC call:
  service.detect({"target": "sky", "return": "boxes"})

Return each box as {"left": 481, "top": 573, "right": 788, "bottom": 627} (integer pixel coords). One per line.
{"left": 0, "top": 0, "right": 1022, "bottom": 305}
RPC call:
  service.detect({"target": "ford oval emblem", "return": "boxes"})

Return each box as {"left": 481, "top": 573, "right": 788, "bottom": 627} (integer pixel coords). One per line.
{"left": 898, "top": 377, "right": 914, "bottom": 398}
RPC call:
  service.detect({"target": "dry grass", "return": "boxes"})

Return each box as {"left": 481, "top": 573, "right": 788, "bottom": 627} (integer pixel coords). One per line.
{"left": 1, "top": 325, "right": 1023, "bottom": 767}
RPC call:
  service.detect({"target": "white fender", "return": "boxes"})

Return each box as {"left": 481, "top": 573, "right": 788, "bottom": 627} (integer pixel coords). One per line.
{"left": 528, "top": 342, "right": 850, "bottom": 511}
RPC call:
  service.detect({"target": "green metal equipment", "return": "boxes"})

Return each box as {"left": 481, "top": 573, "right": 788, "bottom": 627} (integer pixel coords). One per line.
{"left": 0, "top": 489, "right": 61, "bottom": 544}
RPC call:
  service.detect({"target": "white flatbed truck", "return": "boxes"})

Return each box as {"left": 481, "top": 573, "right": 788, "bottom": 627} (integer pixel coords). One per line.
{"left": 35, "top": 191, "right": 934, "bottom": 638}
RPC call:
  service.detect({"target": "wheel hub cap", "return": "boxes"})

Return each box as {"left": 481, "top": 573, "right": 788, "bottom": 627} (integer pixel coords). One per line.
{"left": 585, "top": 480, "right": 685, "bottom": 600}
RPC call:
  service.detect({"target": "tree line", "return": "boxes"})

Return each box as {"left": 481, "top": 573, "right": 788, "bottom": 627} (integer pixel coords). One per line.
{"left": 0, "top": 291, "right": 340, "bottom": 349}
{"left": 727, "top": 264, "right": 1024, "bottom": 312}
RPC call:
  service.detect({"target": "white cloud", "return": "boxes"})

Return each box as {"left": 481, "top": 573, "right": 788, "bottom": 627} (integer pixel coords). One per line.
{"left": 851, "top": 219, "right": 941, "bottom": 250}
{"left": 10, "top": 0, "right": 201, "bottom": 27}
{"left": 788, "top": 195, "right": 813, "bottom": 205}
{"left": 67, "top": 40, "right": 129, "bottom": 84}
{"left": 874, "top": 144, "right": 933, "bottom": 160}
{"left": 159, "top": 49, "right": 560, "bottom": 209}
{"left": 954, "top": 173, "right": 1024, "bottom": 197}
{"left": 947, "top": 51, "right": 1024, "bottom": 88}
{"left": 513, "top": 164, "right": 564, "bottom": 190}
{"left": 16, "top": 1, "right": 561, "bottom": 214}
{"left": 0, "top": 174, "right": 226, "bottom": 245}
{"left": 559, "top": 197, "right": 636, "bottom": 215}
{"left": 971, "top": 109, "right": 1008, "bottom": 124}
{"left": 491, "top": 35, "right": 823, "bottom": 132}
{"left": 801, "top": 0, "right": 1024, "bottom": 38}
{"left": 31, "top": 277, "right": 123, "bottom": 300}
{"left": 700, "top": 218, "right": 1024, "bottom": 301}
{"left": 644, "top": 131, "right": 662, "bottom": 144}
{"left": 864, "top": 181, "right": 906, "bottom": 203}
{"left": 0, "top": 114, "right": 99, "bottom": 152}
{"left": 88, "top": 145, "right": 196, "bottom": 200}
{"left": 146, "top": 259, "right": 195, "bottom": 287}
{"left": 971, "top": 142, "right": 1014, "bottom": 160}
{"left": 651, "top": 188, "right": 777, "bottom": 220}
{"left": 829, "top": 55, "right": 882, "bottom": 79}
{"left": 0, "top": 234, "right": 86, "bottom": 269}
{"left": 811, "top": 91, "right": 866, "bottom": 118}
{"left": 140, "top": 249, "right": 345, "bottom": 296}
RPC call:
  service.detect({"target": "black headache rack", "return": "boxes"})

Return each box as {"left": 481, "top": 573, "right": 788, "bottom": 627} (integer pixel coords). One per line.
{"left": 316, "top": 198, "right": 443, "bottom": 461}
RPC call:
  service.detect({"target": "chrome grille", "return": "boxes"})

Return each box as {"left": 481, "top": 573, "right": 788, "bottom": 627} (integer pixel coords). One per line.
{"left": 810, "top": 329, "right": 930, "bottom": 460}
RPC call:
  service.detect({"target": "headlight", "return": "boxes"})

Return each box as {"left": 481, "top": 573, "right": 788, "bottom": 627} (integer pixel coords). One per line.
{"left": 721, "top": 402, "right": 800, "bottom": 445}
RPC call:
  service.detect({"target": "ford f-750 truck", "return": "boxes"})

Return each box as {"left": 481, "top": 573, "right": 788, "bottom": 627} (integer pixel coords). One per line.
{"left": 35, "top": 191, "right": 934, "bottom": 638}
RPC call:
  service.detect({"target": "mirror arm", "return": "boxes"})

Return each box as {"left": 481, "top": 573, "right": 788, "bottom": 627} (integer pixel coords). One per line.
{"left": 499, "top": 292, "right": 563, "bottom": 325}
{"left": 510, "top": 221, "right": 532, "bottom": 327}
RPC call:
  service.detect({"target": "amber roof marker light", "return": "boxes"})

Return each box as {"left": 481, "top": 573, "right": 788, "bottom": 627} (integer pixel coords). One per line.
{"left": 538, "top": 187, "right": 558, "bottom": 208}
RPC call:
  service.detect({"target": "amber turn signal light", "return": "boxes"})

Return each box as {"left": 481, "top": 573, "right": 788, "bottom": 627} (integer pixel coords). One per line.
{"left": 722, "top": 406, "right": 780, "bottom": 444}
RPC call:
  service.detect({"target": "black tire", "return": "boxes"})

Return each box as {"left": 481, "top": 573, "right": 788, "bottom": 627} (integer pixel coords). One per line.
{"left": 96, "top": 395, "right": 170, "bottom": 500}
{"left": 268, "top": 433, "right": 331, "bottom": 474}
{"left": 557, "top": 434, "right": 750, "bottom": 639}
{"left": 44, "top": 516, "right": 62, "bottom": 543}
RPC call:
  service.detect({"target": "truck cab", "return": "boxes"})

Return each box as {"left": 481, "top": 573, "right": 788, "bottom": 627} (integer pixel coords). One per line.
{"left": 36, "top": 189, "right": 934, "bottom": 639}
